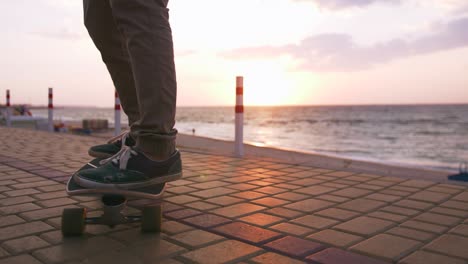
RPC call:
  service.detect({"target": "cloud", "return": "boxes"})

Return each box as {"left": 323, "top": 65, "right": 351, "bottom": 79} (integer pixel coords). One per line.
{"left": 30, "top": 28, "right": 84, "bottom": 40}
{"left": 453, "top": 4, "right": 468, "bottom": 15}
{"left": 293, "top": 0, "right": 400, "bottom": 10}
{"left": 220, "top": 16, "right": 468, "bottom": 72}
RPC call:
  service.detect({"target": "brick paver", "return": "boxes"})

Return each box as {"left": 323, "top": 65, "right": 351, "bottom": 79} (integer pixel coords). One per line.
{"left": 400, "top": 250, "right": 466, "bottom": 264}
{"left": 180, "top": 240, "right": 261, "bottom": 264}
{"left": 264, "top": 236, "right": 325, "bottom": 258}
{"left": 213, "top": 222, "right": 282, "bottom": 244}
{"left": 307, "top": 248, "right": 389, "bottom": 264}
{"left": 307, "top": 229, "right": 364, "bottom": 248}
{"left": 424, "top": 234, "right": 468, "bottom": 259}
{"left": 350, "top": 234, "right": 421, "bottom": 262}
{"left": 0, "top": 127, "right": 467, "bottom": 263}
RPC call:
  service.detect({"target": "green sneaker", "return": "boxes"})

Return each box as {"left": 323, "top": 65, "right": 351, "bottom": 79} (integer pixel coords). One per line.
{"left": 74, "top": 146, "right": 182, "bottom": 189}
{"left": 88, "top": 132, "right": 135, "bottom": 158}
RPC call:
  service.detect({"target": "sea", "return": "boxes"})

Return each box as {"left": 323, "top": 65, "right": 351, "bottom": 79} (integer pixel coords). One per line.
{"left": 31, "top": 104, "right": 468, "bottom": 172}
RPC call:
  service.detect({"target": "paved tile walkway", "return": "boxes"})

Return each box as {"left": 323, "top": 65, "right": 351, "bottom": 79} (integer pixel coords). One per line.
{"left": 0, "top": 127, "right": 467, "bottom": 263}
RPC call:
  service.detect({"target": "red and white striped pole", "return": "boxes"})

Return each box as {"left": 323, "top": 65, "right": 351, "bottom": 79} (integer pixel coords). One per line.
{"left": 48, "top": 87, "right": 53, "bottom": 132}
{"left": 235, "top": 76, "right": 244, "bottom": 157}
{"left": 5, "top": 90, "right": 11, "bottom": 127}
{"left": 114, "top": 90, "right": 121, "bottom": 136}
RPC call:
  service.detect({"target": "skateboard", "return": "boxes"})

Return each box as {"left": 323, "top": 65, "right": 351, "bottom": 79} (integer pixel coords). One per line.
{"left": 62, "top": 158, "right": 166, "bottom": 236}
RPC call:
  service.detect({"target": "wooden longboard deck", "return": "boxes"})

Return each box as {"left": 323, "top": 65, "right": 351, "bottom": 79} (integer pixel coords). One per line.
{"left": 66, "top": 158, "right": 166, "bottom": 200}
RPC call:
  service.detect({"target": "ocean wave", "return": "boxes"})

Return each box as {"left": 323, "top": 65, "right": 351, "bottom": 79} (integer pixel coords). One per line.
{"left": 416, "top": 131, "right": 453, "bottom": 136}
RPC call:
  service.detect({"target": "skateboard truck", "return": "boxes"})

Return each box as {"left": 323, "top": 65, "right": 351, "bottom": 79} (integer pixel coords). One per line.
{"left": 61, "top": 194, "right": 162, "bottom": 236}
{"left": 87, "top": 195, "right": 131, "bottom": 227}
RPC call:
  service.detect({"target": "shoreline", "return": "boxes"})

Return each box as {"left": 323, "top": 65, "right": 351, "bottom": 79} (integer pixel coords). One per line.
{"left": 175, "top": 133, "right": 457, "bottom": 184}
{"left": 90, "top": 131, "right": 459, "bottom": 185}
{"left": 3, "top": 119, "right": 461, "bottom": 184}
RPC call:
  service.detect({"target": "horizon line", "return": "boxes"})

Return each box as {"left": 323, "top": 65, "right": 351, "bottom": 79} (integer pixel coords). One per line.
{"left": 11, "top": 102, "right": 468, "bottom": 109}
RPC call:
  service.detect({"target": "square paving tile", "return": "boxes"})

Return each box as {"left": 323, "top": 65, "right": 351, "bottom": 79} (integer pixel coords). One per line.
{"left": 182, "top": 214, "right": 231, "bottom": 228}
{"left": 400, "top": 220, "right": 448, "bottom": 234}
{"left": 191, "top": 187, "right": 237, "bottom": 198}
{"left": 180, "top": 240, "right": 261, "bottom": 264}
{"left": 164, "top": 208, "right": 202, "bottom": 220}
{"left": 441, "top": 200, "right": 468, "bottom": 211}
{"left": 250, "top": 252, "right": 305, "bottom": 264}
{"left": 210, "top": 203, "right": 266, "bottom": 218}
{"left": 413, "top": 212, "right": 461, "bottom": 227}
{"left": 264, "top": 236, "right": 326, "bottom": 258}
{"left": 430, "top": 207, "right": 468, "bottom": 218}
{"left": 251, "top": 197, "right": 289, "bottom": 207}
{"left": 367, "top": 211, "right": 408, "bottom": 223}
{"left": 273, "top": 192, "right": 309, "bottom": 201}
{"left": 452, "top": 192, "right": 468, "bottom": 202}
{"left": 284, "top": 199, "right": 335, "bottom": 213}
{"left": 307, "top": 247, "right": 388, "bottom": 264}
{"left": 231, "top": 191, "right": 268, "bottom": 200}
{"left": 331, "top": 187, "right": 374, "bottom": 198}
{"left": 295, "top": 185, "right": 336, "bottom": 196}
{"left": 351, "top": 234, "right": 421, "bottom": 262}
{"left": 449, "top": 224, "right": 468, "bottom": 237}
{"left": 337, "top": 198, "right": 386, "bottom": 213}
{"left": 386, "top": 227, "right": 436, "bottom": 242}
{"left": 424, "top": 234, "right": 468, "bottom": 259}
{"left": 307, "top": 229, "right": 364, "bottom": 248}
{"left": 292, "top": 215, "right": 339, "bottom": 230}
{"left": 1, "top": 235, "right": 50, "bottom": 254}
{"left": 398, "top": 180, "right": 435, "bottom": 189}
{"left": 240, "top": 213, "right": 284, "bottom": 227}
{"left": 205, "top": 196, "right": 244, "bottom": 206}
{"left": 380, "top": 205, "right": 420, "bottom": 216}
{"left": 365, "top": 193, "right": 402, "bottom": 203}
{"left": 170, "top": 229, "right": 224, "bottom": 248}
{"left": 213, "top": 222, "right": 282, "bottom": 244}
{"left": 400, "top": 250, "right": 466, "bottom": 264}
{"left": 408, "top": 191, "right": 451, "bottom": 204}
{"left": 266, "top": 207, "right": 304, "bottom": 219}
{"left": 270, "top": 222, "right": 314, "bottom": 236}
{"left": 333, "top": 216, "right": 394, "bottom": 237}
{"left": 315, "top": 208, "right": 360, "bottom": 221}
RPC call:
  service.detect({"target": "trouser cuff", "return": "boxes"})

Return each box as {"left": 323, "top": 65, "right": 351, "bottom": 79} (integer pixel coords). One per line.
{"left": 134, "top": 130, "right": 177, "bottom": 158}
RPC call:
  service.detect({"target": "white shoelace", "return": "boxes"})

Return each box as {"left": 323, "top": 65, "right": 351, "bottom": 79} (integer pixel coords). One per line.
{"left": 106, "top": 131, "right": 129, "bottom": 144}
{"left": 99, "top": 132, "right": 137, "bottom": 170}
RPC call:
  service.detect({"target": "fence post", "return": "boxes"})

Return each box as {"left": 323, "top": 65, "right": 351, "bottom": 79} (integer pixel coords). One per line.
{"left": 114, "top": 90, "right": 121, "bottom": 136}
{"left": 6, "top": 90, "right": 11, "bottom": 127}
{"left": 48, "top": 87, "right": 54, "bottom": 132}
{"left": 235, "top": 76, "right": 244, "bottom": 157}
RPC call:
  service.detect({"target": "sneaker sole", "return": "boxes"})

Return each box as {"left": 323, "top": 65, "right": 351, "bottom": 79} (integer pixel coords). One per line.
{"left": 73, "top": 170, "right": 183, "bottom": 190}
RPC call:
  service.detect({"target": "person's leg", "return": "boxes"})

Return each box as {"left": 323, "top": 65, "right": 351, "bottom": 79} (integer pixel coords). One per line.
{"left": 75, "top": 0, "right": 181, "bottom": 189}
{"left": 109, "top": 0, "right": 178, "bottom": 160}
{"left": 83, "top": 0, "right": 140, "bottom": 125}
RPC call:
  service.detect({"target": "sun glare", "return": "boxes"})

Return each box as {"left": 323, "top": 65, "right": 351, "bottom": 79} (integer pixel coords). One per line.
{"left": 239, "top": 62, "right": 294, "bottom": 106}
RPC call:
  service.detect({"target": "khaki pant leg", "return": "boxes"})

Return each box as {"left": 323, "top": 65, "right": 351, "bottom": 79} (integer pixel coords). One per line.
{"left": 83, "top": 0, "right": 140, "bottom": 126}
{"left": 109, "top": 0, "right": 177, "bottom": 158}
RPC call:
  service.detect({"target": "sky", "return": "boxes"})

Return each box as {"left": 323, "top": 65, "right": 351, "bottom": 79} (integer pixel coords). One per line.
{"left": 1, "top": 0, "right": 468, "bottom": 107}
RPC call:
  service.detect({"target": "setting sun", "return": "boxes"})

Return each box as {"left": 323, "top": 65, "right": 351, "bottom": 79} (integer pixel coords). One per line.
{"left": 233, "top": 61, "right": 294, "bottom": 106}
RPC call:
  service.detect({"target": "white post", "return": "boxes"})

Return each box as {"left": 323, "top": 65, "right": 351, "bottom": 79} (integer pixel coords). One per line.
{"left": 5, "top": 90, "right": 11, "bottom": 127}
{"left": 48, "top": 87, "right": 54, "bottom": 132}
{"left": 235, "top": 76, "right": 244, "bottom": 157}
{"left": 114, "top": 90, "right": 121, "bottom": 136}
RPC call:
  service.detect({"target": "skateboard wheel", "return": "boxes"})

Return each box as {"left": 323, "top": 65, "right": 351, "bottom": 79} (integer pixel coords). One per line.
{"left": 141, "top": 206, "right": 162, "bottom": 233}
{"left": 61, "top": 208, "right": 86, "bottom": 236}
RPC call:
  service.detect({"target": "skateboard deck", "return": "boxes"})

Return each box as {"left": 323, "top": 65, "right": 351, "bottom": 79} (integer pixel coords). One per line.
{"left": 62, "top": 158, "right": 166, "bottom": 236}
